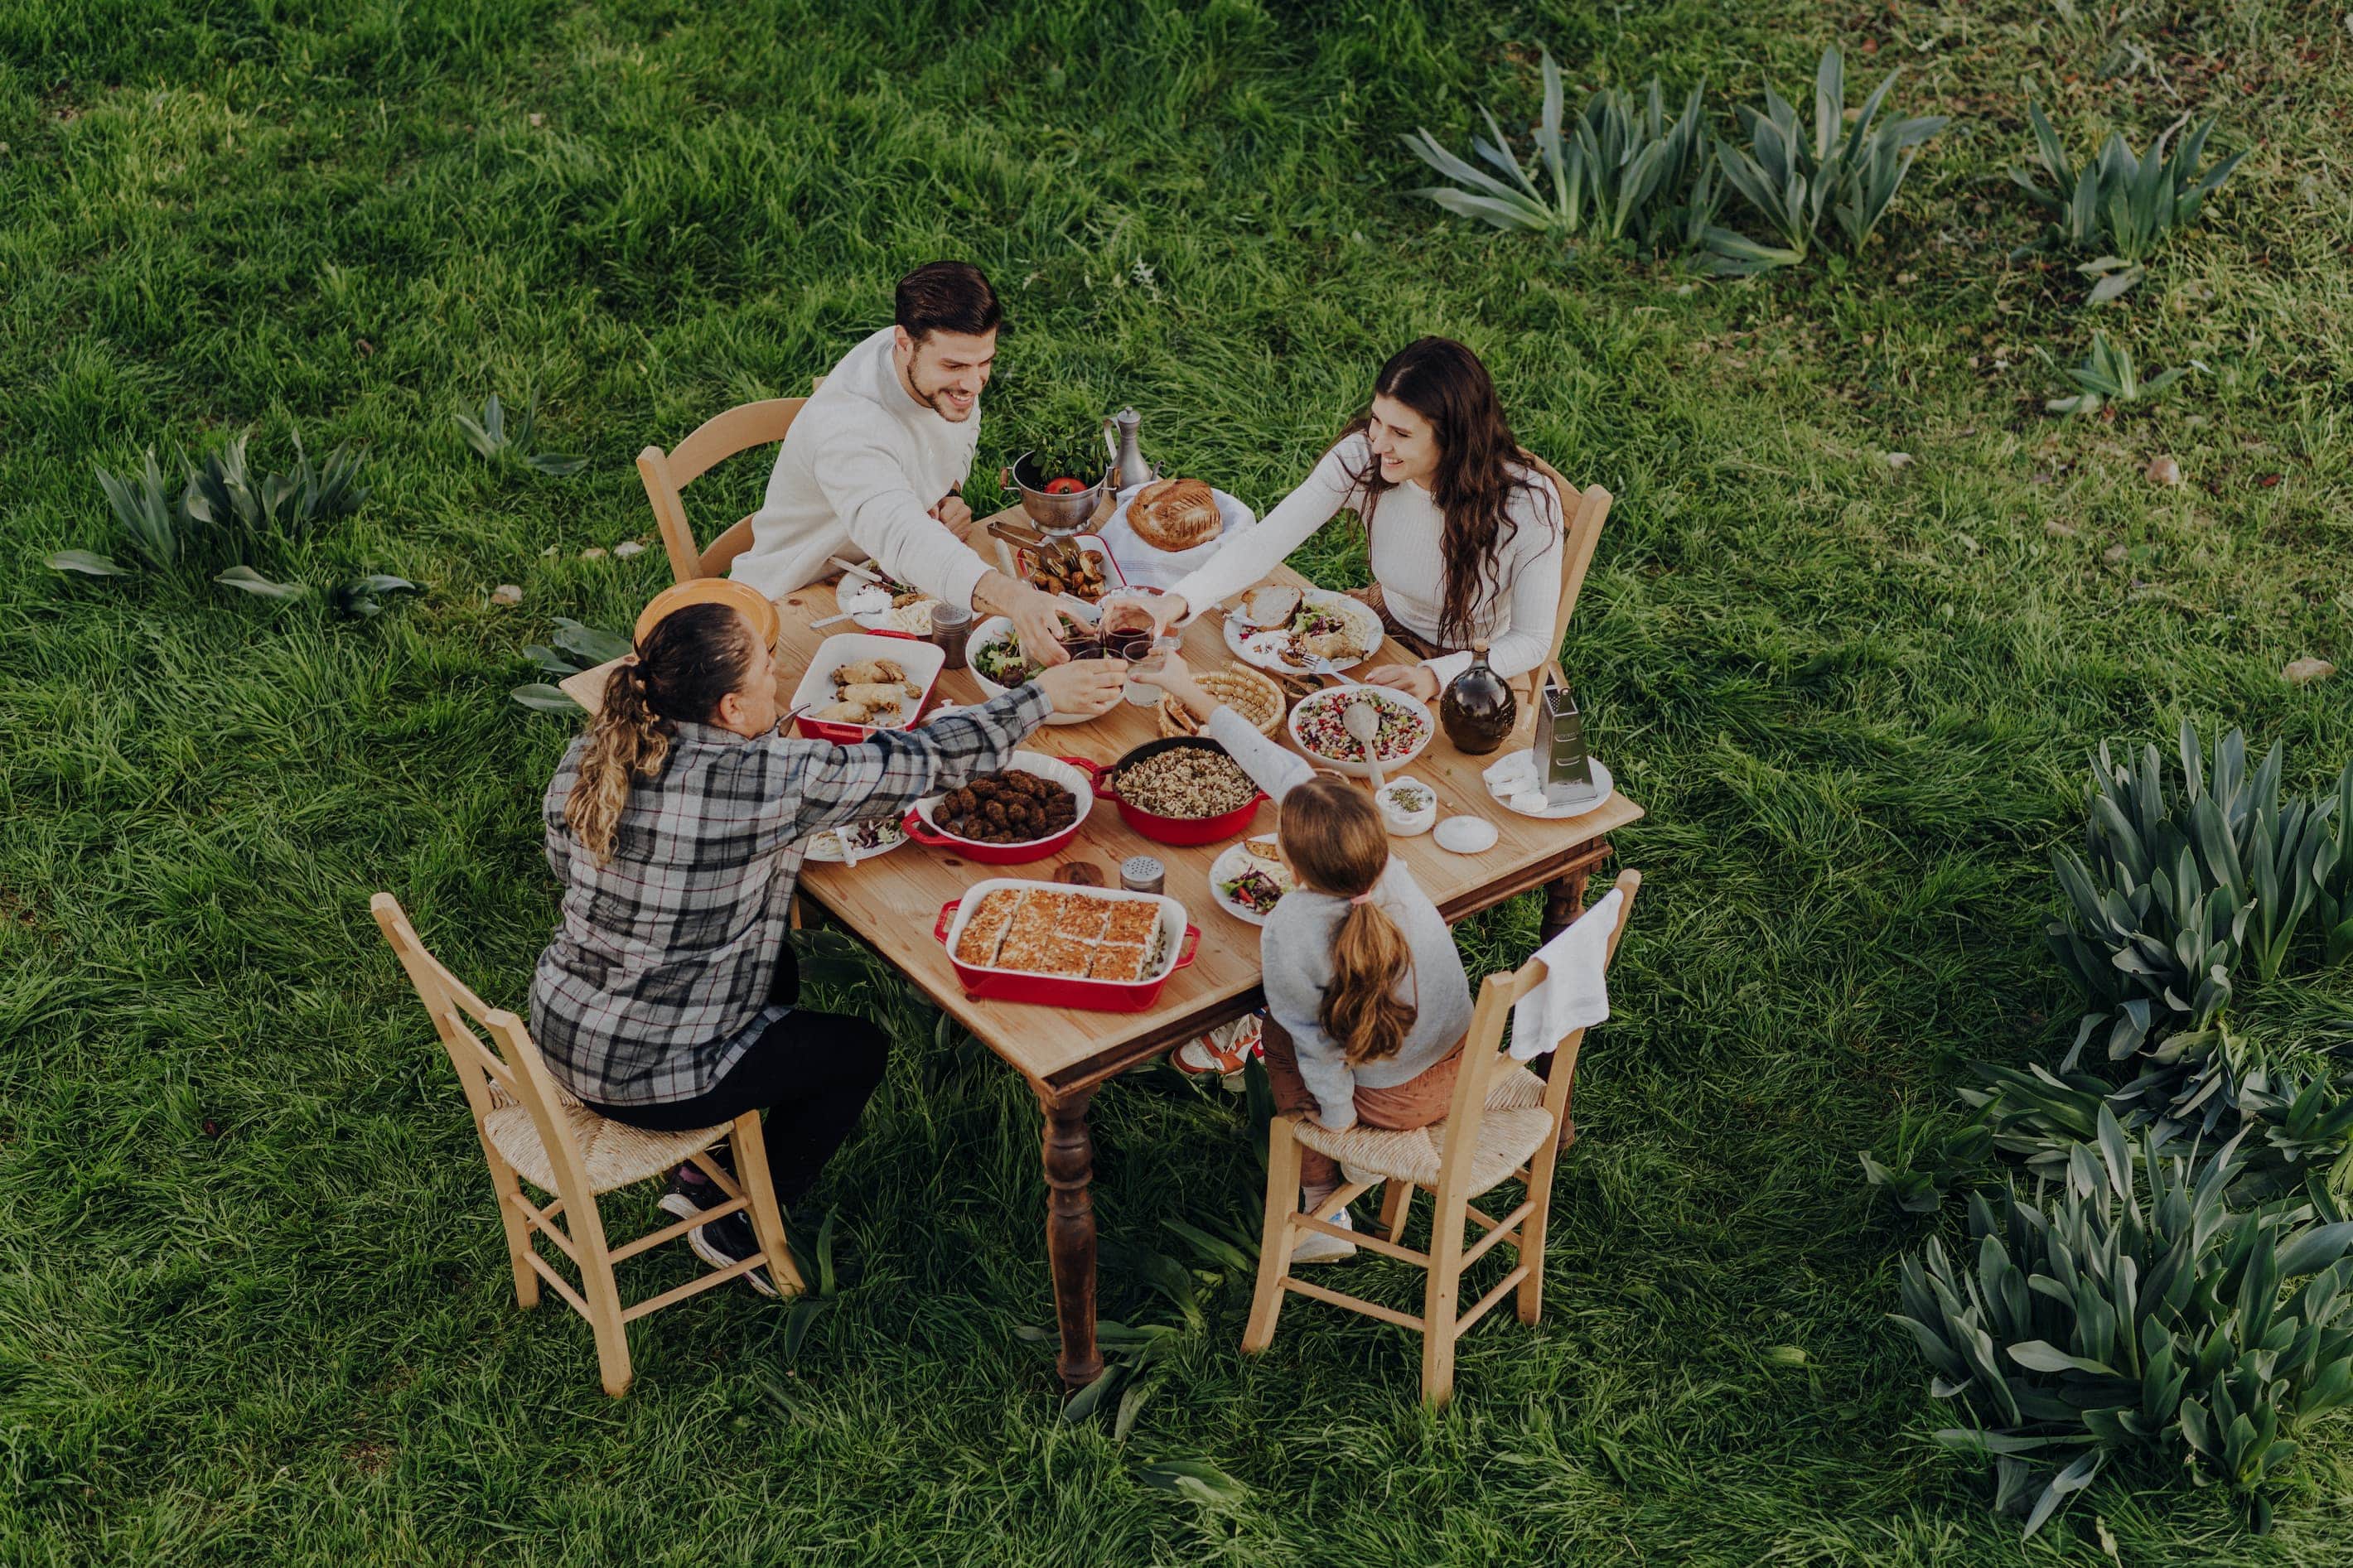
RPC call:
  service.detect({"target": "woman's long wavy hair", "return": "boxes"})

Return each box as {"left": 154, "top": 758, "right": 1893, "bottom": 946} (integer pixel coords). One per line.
{"left": 564, "top": 601, "right": 756, "bottom": 864}
{"left": 1279, "top": 774, "right": 1417, "bottom": 1067}
{"left": 1338, "top": 336, "right": 1552, "bottom": 649}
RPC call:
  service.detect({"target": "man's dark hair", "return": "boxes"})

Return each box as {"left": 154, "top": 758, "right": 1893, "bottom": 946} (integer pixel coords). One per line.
{"left": 894, "top": 261, "right": 1003, "bottom": 343}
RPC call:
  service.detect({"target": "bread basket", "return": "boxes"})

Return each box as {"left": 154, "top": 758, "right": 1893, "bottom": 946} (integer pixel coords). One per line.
{"left": 1157, "top": 665, "right": 1284, "bottom": 739}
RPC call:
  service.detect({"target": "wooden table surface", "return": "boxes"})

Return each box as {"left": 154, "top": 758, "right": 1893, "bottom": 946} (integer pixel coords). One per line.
{"left": 559, "top": 506, "right": 1643, "bottom": 1390}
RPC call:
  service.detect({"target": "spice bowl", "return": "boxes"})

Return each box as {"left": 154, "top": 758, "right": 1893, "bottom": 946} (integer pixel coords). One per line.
{"left": 1374, "top": 776, "right": 1437, "bottom": 837}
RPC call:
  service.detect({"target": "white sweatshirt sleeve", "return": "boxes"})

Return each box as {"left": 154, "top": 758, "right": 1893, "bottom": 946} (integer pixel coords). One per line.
{"left": 1205, "top": 705, "right": 1315, "bottom": 803}
{"left": 809, "top": 425, "right": 993, "bottom": 611}
{"left": 1167, "top": 437, "right": 1364, "bottom": 616}
{"left": 1418, "top": 475, "right": 1567, "bottom": 688}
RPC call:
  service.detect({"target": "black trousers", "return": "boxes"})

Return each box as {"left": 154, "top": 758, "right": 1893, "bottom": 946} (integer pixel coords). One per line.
{"left": 587, "top": 945, "right": 890, "bottom": 1206}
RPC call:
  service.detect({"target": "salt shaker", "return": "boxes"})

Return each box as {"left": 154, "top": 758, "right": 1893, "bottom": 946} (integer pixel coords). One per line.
{"left": 1119, "top": 856, "right": 1166, "bottom": 895}
{"left": 930, "top": 601, "right": 974, "bottom": 670}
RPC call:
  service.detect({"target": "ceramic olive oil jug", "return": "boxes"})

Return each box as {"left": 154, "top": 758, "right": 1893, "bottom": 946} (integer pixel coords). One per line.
{"left": 1439, "top": 640, "right": 1516, "bottom": 755}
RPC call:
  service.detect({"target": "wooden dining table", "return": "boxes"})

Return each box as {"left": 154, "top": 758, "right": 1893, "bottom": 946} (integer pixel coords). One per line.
{"left": 560, "top": 506, "right": 1644, "bottom": 1393}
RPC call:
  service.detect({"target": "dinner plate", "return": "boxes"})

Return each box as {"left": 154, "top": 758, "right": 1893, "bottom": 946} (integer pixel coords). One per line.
{"left": 801, "top": 818, "right": 909, "bottom": 865}
{"left": 832, "top": 577, "right": 941, "bottom": 634}
{"left": 1481, "top": 755, "right": 1617, "bottom": 819}
{"left": 1220, "top": 588, "right": 1384, "bottom": 674}
{"left": 1206, "top": 837, "right": 1293, "bottom": 926}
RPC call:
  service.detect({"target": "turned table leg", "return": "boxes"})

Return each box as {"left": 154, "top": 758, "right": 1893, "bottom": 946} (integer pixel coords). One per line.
{"left": 1041, "top": 1086, "right": 1103, "bottom": 1392}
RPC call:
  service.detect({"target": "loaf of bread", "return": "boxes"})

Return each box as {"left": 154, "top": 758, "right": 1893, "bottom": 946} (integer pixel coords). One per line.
{"left": 1125, "top": 477, "right": 1224, "bottom": 552}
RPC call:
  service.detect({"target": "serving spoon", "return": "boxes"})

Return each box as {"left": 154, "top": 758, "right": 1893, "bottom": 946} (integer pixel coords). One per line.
{"left": 1344, "top": 695, "right": 1387, "bottom": 791}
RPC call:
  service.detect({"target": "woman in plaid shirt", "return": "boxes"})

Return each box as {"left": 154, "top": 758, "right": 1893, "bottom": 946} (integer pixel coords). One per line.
{"left": 534, "top": 598, "right": 1127, "bottom": 1291}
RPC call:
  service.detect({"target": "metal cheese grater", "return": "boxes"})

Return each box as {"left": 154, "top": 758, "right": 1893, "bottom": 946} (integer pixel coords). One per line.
{"left": 1532, "top": 678, "right": 1594, "bottom": 805}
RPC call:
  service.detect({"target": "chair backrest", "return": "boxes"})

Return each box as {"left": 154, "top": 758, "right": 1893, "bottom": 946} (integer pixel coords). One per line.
{"left": 639, "top": 397, "right": 810, "bottom": 585}
{"left": 1516, "top": 452, "right": 1614, "bottom": 706}
{"left": 1434, "top": 870, "right": 1642, "bottom": 1184}
{"left": 370, "top": 893, "right": 597, "bottom": 1195}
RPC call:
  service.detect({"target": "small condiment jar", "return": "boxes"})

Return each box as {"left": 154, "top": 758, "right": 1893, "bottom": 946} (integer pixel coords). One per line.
{"left": 1119, "top": 855, "right": 1166, "bottom": 895}
{"left": 930, "top": 601, "right": 974, "bottom": 670}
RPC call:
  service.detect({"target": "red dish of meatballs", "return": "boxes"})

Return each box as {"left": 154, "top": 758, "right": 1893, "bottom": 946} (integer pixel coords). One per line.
{"left": 901, "top": 755, "right": 1095, "bottom": 864}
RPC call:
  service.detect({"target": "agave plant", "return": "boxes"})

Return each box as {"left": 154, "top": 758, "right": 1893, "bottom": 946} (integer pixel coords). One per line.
{"left": 1860, "top": 1112, "right": 1993, "bottom": 1214}
{"left": 183, "top": 431, "right": 370, "bottom": 538}
{"left": 1703, "top": 46, "right": 1948, "bottom": 274}
{"left": 2011, "top": 101, "right": 2249, "bottom": 302}
{"left": 456, "top": 384, "right": 588, "bottom": 475}
{"left": 2041, "top": 332, "right": 2203, "bottom": 415}
{"left": 1400, "top": 51, "right": 1718, "bottom": 254}
{"left": 83, "top": 450, "right": 182, "bottom": 572}
{"left": 2315, "top": 762, "right": 2353, "bottom": 967}
{"left": 1896, "top": 1117, "right": 2353, "bottom": 1537}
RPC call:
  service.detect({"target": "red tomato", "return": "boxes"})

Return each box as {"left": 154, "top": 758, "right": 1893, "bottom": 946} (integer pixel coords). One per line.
{"left": 1043, "top": 477, "right": 1085, "bottom": 495}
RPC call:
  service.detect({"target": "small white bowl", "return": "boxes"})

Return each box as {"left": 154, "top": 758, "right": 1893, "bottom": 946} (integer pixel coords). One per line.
{"left": 966, "top": 616, "right": 1093, "bottom": 726}
{"left": 1375, "top": 777, "right": 1437, "bottom": 836}
{"left": 1433, "top": 815, "right": 1499, "bottom": 855}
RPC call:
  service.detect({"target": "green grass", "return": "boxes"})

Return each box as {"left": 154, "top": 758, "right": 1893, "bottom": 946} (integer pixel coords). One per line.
{"left": 5, "top": 2, "right": 2352, "bottom": 1562}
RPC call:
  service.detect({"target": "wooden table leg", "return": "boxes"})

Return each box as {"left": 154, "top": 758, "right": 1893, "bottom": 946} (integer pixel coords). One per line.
{"left": 1536, "top": 836, "right": 1616, "bottom": 942}
{"left": 1041, "top": 1085, "right": 1104, "bottom": 1392}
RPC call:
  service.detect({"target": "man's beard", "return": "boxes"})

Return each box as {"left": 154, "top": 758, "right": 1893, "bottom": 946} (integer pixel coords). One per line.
{"left": 907, "top": 367, "right": 977, "bottom": 422}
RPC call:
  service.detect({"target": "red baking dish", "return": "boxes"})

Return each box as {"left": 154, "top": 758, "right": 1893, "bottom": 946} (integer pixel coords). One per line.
{"left": 791, "top": 631, "right": 945, "bottom": 744}
{"left": 901, "top": 753, "right": 1096, "bottom": 865}
{"left": 1077, "top": 738, "right": 1269, "bottom": 847}
{"left": 934, "top": 878, "right": 1201, "bottom": 1011}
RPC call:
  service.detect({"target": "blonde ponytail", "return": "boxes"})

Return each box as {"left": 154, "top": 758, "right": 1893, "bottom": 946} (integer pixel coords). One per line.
{"left": 1278, "top": 773, "right": 1420, "bottom": 1065}
{"left": 1322, "top": 899, "right": 1417, "bottom": 1066}
{"left": 566, "top": 663, "right": 673, "bottom": 864}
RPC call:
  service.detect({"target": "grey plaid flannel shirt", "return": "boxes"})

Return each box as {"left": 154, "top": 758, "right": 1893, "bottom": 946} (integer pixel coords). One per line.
{"left": 530, "top": 683, "right": 1051, "bottom": 1105}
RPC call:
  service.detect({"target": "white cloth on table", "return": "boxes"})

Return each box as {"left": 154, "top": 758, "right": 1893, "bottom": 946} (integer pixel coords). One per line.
{"left": 1507, "top": 887, "right": 1621, "bottom": 1062}
{"left": 1095, "top": 483, "right": 1256, "bottom": 592}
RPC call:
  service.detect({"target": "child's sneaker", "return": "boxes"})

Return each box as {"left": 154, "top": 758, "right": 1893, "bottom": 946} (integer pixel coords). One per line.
{"left": 688, "top": 1212, "right": 780, "bottom": 1298}
{"left": 1290, "top": 1205, "right": 1357, "bottom": 1264}
{"left": 658, "top": 1162, "right": 731, "bottom": 1224}
{"left": 1175, "top": 1016, "right": 1263, "bottom": 1091}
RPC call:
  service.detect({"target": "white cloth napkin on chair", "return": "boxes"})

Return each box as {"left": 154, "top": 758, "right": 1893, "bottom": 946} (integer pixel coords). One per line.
{"left": 1508, "top": 888, "right": 1622, "bottom": 1061}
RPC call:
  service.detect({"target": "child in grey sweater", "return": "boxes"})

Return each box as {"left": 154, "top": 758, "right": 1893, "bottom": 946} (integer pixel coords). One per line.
{"left": 1155, "top": 656, "right": 1473, "bottom": 1262}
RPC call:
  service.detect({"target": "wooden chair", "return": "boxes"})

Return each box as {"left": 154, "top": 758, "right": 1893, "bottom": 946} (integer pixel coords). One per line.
{"left": 1518, "top": 453, "right": 1613, "bottom": 707}
{"left": 370, "top": 893, "right": 802, "bottom": 1397}
{"left": 638, "top": 398, "right": 809, "bottom": 585}
{"left": 1241, "top": 871, "right": 1640, "bottom": 1405}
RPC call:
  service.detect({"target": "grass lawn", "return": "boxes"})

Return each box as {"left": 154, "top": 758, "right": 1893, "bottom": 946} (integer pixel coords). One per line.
{"left": 6, "top": 1, "right": 2353, "bottom": 1561}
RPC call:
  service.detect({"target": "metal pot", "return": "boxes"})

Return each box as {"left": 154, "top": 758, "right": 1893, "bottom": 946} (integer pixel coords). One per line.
{"left": 1002, "top": 452, "right": 1109, "bottom": 535}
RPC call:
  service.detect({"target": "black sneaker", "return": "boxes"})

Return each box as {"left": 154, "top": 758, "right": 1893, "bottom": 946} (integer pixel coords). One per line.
{"left": 689, "top": 1212, "right": 779, "bottom": 1298}
{"left": 659, "top": 1164, "right": 731, "bottom": 1224}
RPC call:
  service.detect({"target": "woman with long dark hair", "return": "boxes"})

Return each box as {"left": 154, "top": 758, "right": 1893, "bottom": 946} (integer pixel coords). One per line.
{"left": 533, "top": 594, "right": 1126, "bottom": 1291}
{"left": 1112, "top": 337, "right": 1564, "bottom": 698}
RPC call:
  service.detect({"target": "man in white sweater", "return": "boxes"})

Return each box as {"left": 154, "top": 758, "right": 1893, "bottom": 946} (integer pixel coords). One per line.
{"left": 729, "top": 262, "right": 1070, "bottom": 661}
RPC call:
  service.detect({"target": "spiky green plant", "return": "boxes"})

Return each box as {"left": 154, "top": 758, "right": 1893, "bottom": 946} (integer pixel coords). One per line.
{"left": 2011, "top": 101, "right": 2249, "bottom": 302}
{"left": 83, "top": 450, "right": 181, "bottom": 572}
{"left": 1896, "top": 1117, "right": 2353, "bottom": 1538}
{"left": 455, "top": 385, "right": 588, "bottom": 475}
{"left": 2041, "top": 332, "right": 2202, "bottom": 414}
{"left": 1400, "top": 52, "right": 1718, "bottom": 254}
{"left": 1703, "top": 46, "right": 1947, "bottom": 274}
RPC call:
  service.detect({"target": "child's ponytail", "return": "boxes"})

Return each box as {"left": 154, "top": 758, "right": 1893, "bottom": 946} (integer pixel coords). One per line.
{"left": 1278, "top": 774, "right": 1418, "bottom": 1065}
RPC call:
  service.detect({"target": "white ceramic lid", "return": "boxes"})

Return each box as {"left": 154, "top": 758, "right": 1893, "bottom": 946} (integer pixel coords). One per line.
{"left": 1433, "top": 815, "right": 1500, "bottom": 854}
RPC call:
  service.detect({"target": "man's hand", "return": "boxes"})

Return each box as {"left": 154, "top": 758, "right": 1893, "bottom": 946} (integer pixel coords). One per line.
{"left": 974, "top": 572, "right": 1072, "bottom": 666}
{"left": 930, "top": 491, "right": 976, "bottom": 542}
{"left": 1100, "top": 590, "right": 1187, "bottom": 639}
{"left": 1365, "top": 663, "right": 1441, "bottom": 702}
{"left": 1033, "top": 658, "right": 1128, "bottom": 718}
